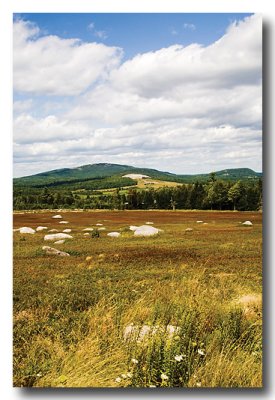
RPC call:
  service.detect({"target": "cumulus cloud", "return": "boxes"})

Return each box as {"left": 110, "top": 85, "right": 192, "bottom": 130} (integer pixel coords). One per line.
{"left": 13, "top": 19, "right": 122, "bottom": 96}
{"left": 13, "top": 14, "right": 262, "bottom": 177}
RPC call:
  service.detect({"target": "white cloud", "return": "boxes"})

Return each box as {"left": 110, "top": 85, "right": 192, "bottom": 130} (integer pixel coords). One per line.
{"left": 13, "top": 19, "right": 122, "bottom": 96}
{"left": 183, "top": 23, "right": 196, "bottom": 31}
{"left": 13, "top": 15, "right": 262, "bottom": 177}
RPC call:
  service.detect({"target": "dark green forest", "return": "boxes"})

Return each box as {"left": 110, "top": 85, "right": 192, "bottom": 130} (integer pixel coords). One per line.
{"left": 13, "top": 175, "right": 262, "bottom": 211}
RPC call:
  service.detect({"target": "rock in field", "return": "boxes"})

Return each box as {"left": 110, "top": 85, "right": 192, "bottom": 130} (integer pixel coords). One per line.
{"left": 19, "top": 227, "right": 36, "bottom": 234}
{"left": 134, "top": 225, "right": 161, "bottom": 237}
{"left": 83, "top": 228, "right": 94, "bottom": 231}
{"left": 52, "top": 215, "right": 62, "bottom": 219}
{"left": 124, "top": 324, "right": 180, "bottom": 343}
{"left": 42, "top": 246, "right": 70, "bottom": 257}
{"left": 36, "top": 226, "right": 48, "bottom": 231}
{"left": 185, "top": 228, "right": 193, "bottom": 232}
{"left": 44, "top": 233, "right": 73, "bottom": 241}
{"left": 63, "top": 229, "right": 72, "bottom": 233}
{"left": 54, "top": 240, "right": 65, "bottom": 244}
{"left": 59, "top": 221, "right": 69, "bottom": 224}
{"left": 242, "top": 220, "right": 253, "bottom": 226}
{"left": 107, "top": 232, "right": 121, "bottom": 238}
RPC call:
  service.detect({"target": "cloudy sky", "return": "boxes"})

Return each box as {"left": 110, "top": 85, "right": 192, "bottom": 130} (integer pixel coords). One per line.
{"left": 13, "top": 13, "right": 262, "bottom": 177}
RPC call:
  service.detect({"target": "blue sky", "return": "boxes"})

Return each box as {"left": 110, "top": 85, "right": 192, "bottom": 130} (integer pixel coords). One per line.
{"left": 15, "top": 13, "right": 253, "bottom": 60}
{"left": 13, "top": 13, "right": 261, "bottom": 177}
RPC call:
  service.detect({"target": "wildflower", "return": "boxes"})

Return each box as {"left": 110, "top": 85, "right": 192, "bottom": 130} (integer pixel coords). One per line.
{"left": 115, "top": 377, "right": 122, "bottom": 383}
{"left": 161, "top": 373, "right": 169, "bottom": 380}
{"left": 198, "top": 349, "right": 205, "bottom": 356}
{"left": 149, "top": 385, "right": 156, "bottom": 388}
{"left": 174, "top": 354, "right": 185, "bottom": 362}
{"left": 131, "top": 358, "right": 139, "bottom": 364}
{"left": 121, "top": 374, "right": 127, "bottom": 379}
{"left": 127, "top": 372, "right": 133, "bottom": 378}
{"left": 192, "top": 341, "right": 197, "bottom": 347}
{"left": 36, "top": 373, "right": 42, "bottom": 377}
{"left": 196, "top": 382, "right": 202, "bottom": 387}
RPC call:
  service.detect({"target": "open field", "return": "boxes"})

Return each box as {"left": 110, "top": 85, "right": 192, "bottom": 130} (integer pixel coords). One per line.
{"left": 13, "top": 210, "right": 262, "bottom": 388}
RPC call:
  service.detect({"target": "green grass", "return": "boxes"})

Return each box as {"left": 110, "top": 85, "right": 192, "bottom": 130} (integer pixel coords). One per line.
{"left": 13, "top": 210, "right": 262, "bottom": 387}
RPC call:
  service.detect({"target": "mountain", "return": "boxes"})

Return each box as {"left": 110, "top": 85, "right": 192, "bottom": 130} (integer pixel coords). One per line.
{"left": 13, "top": 163, "right": 262, "bottom": 189}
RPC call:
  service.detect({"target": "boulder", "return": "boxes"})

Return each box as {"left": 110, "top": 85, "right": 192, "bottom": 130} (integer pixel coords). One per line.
{"left": 36, "top": 226, "right": 48, "bottom": 231}
{"left": 19, "top": 227, "right": 35, "bottom": 234}
{"left": 129, "top": 225, "right": 138, "bottom": 231}
{"left": 42, "top": 246, "right": 70, "bottom": 257}
{"left": 242, "top": 220, "right": 253, "bottom": 226}
{"left": 44, "top": 233, "right": 73, "bottom": 241}
{"left": 134, "top": 225, "right": 160, "bottom": 237}
{"left": 124, "top": 324, "right": 180, "bottom": 343}
{"left": 107, "top": 232, "right": 121, "bottom": 238}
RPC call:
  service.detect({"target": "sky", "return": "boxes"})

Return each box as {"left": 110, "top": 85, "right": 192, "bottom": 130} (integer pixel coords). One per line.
{"left": 13, "top": 13, "right": 262, "bottom": 177}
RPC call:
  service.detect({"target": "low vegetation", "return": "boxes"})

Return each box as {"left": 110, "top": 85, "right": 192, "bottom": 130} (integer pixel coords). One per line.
{"left": 13, "top": 210, "right": 262, "bottom": 387}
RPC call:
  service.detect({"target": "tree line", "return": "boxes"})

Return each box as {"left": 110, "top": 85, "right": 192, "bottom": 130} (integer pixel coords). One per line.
{"left": 13, "top": 175, "right": 262, "bottom": 211}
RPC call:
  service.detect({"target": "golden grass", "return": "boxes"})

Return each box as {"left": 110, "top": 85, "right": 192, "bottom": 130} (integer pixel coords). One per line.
{"left": 13, "top": 210, "right": 262, "bottom": 388}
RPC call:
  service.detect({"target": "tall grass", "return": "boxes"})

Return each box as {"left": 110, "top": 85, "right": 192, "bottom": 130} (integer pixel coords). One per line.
{"left": 13, "top": 210, "right": 262, "bottom": 387}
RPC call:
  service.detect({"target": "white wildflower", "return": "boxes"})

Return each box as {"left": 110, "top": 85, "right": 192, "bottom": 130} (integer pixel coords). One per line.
{"left": 115, "top": 377, "right": 122, "bottom": 383}
{"left": 198, "top": 349, "right": 205, "bottom": 356}
{"left": 121, "top": 374, "right": 127, "bottom": 379}
{"left": 149, "top": 385, "right": 156, "bottom": 388}
{"left": 161, "top": 373, "right": 169, "bottom": 380}
{"left": 174, "top": 354, "right": 185, "bottom": 362}
{"left": 196, "top": 382, "right": 202, "bottom": 387}
{"left": 127, "top": 372, "right": 133, "bottom": 378}
{"left": 131, "top": 358, "right": 139, "bottom": 364}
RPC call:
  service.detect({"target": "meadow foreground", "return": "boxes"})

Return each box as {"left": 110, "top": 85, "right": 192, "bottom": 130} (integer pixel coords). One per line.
{"left": 13, "top": 210, "right": 262, "bottom": 387}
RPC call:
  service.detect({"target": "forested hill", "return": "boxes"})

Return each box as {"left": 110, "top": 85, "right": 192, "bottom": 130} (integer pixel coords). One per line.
{"left": 14, "top": 163, "right": 262, "bottom": 188}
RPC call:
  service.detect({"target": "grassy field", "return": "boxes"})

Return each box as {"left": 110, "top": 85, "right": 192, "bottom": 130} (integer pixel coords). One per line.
{"left": 13, "top": 210, "right": 262, "bottom": 388}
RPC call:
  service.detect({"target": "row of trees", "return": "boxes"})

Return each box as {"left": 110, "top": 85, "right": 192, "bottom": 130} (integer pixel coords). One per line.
{"left": 13, "top": 177, "right": 262, "bottom": 211}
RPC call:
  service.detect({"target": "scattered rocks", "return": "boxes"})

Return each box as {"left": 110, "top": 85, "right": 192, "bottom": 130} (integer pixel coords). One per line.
{"left": 52, "top": 215, "right": 62, "bottom": 219}
{"left": 44, "top": 233, "right": 73, "bottom": 241}
{"left": 19, "top": 227, "right": 36, "bottom": 234}
{"left": 49, "top": 229, "right": 58, "bottom": 232}
{"left": 96, "top": 223, "right": 103, "bottom": 226}
{"left": 42, "top": 246, "right": 70, "bottom": 257}
{"left": 196, "top": 220, "right": 203, "bottom": 223}
{"left": 83, "top": 233, "right": 90, "bottom": 236}
{"left": 145, "top": 222, "right": 154, "bottom": 225}
{"left": 242, "top": 221, "right": 253, "bottom": 226}
{"left": 98, "top": 227, "right": 106, "bottom": 231}
{"left": 54, "top": 240, "right": 65, "bottom": 245}
{"left": 62, "top": 229, "right": 72, "bottom": 233}
{"left": 185, "top": 228, "right": 193, "bottom": 232}
{"left": 59, "top": 221, "right": 69, "bottom": 224}
{"left": 129, "top": 226, "right": 138, "bottom": 231}
{"left": 134, "top": 225, "right": 161, "bottom": 237}
{"left": 36, "top": 226, "right": 48, "bottom": 231}
{"left": 107, "top": 232, "right": 121, "bottom": 237}
{"left": 83, "top": 228, "right": 94, "bottom": 231}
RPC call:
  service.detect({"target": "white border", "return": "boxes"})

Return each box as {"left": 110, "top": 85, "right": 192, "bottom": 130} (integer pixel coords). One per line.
{"left": 1, "top": 1, "right": 273, "bottom": 399}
